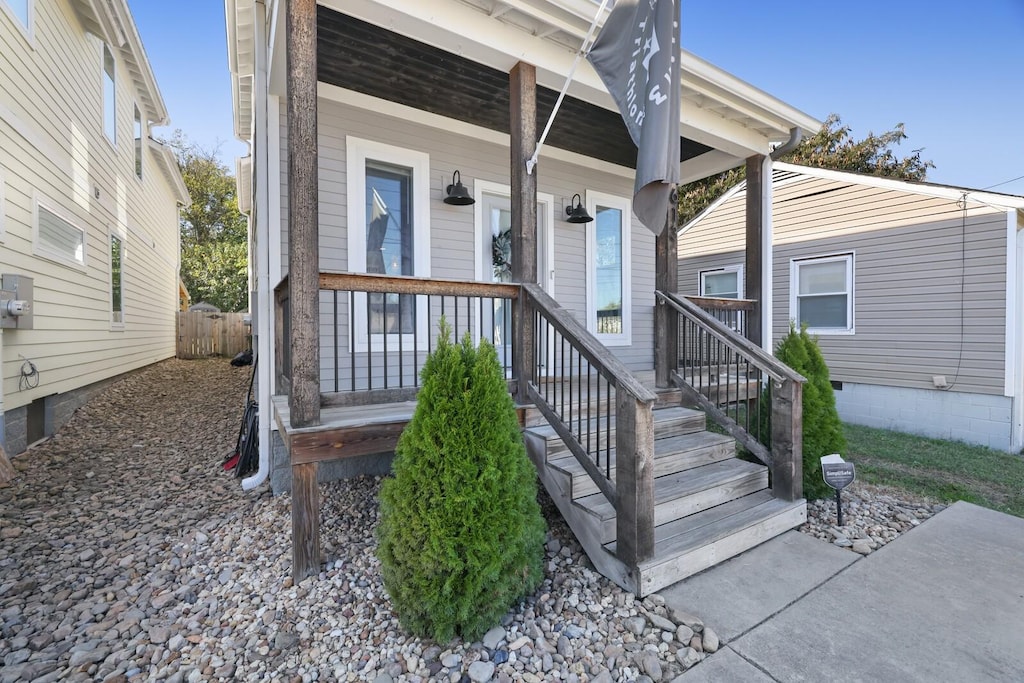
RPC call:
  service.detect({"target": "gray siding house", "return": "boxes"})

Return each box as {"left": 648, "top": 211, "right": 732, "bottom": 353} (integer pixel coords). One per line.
{"left": 679, "top": 162, "right": 1024, "bottom": 451}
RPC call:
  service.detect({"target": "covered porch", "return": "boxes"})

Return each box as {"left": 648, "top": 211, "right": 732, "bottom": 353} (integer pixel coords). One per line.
{"left": 229, "top": 0, "right": 821, "bottom": 590}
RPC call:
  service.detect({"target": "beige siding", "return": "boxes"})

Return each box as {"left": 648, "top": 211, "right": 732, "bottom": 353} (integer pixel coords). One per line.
{"left": 0, "top": 0, "right": 181, "bottom": 412}
{"left": 275, "top": 95, "right": 656, "bottom": 375}
{"left": 679, "top": 174, "right": 1010, "bottom": 395}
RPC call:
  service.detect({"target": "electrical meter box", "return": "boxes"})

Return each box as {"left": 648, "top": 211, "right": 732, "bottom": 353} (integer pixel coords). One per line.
{"left": 1, "top": 274, "right": 34, "bottom": 330}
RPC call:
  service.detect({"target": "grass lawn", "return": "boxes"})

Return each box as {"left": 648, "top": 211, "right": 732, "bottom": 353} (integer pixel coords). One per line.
{"left": 843, "top": 423, "right": 1024, "bottom": 518}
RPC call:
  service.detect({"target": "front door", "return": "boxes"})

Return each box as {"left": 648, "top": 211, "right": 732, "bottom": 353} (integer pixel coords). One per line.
{"left": 475, "top": 184, "right": 554, "bottom": 369}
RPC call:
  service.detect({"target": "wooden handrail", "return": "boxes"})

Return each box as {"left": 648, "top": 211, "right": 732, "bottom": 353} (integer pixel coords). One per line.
{"left": 658, "top": 291, "right": 804, "bottom": 384}
{"left": 319, "top": 271, "right": 521, "bottom": 299}
{"left": 684, "top": 295, "right": 756, "bottom": 312}
{"left": 524, "top": 284, "right": 657, "bottom": 405}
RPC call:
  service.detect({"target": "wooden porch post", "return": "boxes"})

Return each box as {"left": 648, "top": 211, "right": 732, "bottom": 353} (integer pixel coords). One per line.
{"left": 286, "top": 0, "right": 321, "bottom": 581}
{"left": 615, "top": 394, "right": 655, "bottom": 566}
{"left": 771, "top": 378, "right": 803, "bottom": 501}
{"left": 510, "top": 62, "right": 538, "bottom": 400}
{"left": 654, "top": 188, "right": 679, "bottom": 388}
{"left": 744, "top": 154, "right": 765, "bottom": 348}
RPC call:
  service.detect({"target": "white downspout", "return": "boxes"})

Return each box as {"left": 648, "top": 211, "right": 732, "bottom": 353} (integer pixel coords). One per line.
{"left": 759, "top": 154, "right": 773, "bottom": 352}
{"left": 1010, "top": 213, "right": 1023, "bottom": 452}
{"left": 243, "top": 0, "right": 272, "bottom": 490}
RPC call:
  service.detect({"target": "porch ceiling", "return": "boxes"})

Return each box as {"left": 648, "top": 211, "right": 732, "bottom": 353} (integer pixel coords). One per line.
{"left": 317, "top": 6, "right": 710, "bottom": 170}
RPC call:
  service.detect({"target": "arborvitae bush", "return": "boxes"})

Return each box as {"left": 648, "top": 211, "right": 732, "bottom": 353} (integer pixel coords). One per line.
{"left": 763, "top": 323, "right": 847, "bottom": 501}
{"left": 376, "top": 320, "right": 546, "bottom": 642}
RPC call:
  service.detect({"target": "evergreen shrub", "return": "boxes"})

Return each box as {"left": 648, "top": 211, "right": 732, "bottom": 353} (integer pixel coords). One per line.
{"left": 764, "top": 323, "right": 847, "bottom": 500}
{"left": 376, "top": 320, "right": 546, "bottom": 642}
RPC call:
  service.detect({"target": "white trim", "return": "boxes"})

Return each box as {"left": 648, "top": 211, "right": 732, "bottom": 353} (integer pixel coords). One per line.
{"left": 1004, "top": 209, "right": 1017, "bottom": 398}
{"left": 319, "top": 83, "right": 634, "bottom": 180}
{"left": 586, "top": 191, "right": 632, "bottom": 346}
{"left": 346, "top": 135, "right": 431, "bottom": 352}
{"left": 472, "top": 180, "right": 556, "bottom": 296}
{"left": 698, "top": 264, "right": 743, "bottom": 298}
{"left": 761, "top": 154, "right": 774, "bottom": 352}
{"left": 774, "top": 162, "right": 1024, "bottom": 210}
{"left": 789, "top": 252, "right": 855, "bottom": 335}
{"left": 102, "top": 43, "right": 117, "bottom": 147}
{"left": 678, "top": 179, "right": 747, "bottom": 236}
{"left": 1012, "top": 226, "right": 1024, "bottom": 451}
{"left": 108, "top": 226, "right": 126, "bottom": 329}
{"left": 0, "top": 170, "right": 5, "bottom": 242}
{"left": 0, "top": 0, "right": 33, "bottom": 44}
{"left": 33, "top": 192, "right": 87, "bottom": 269}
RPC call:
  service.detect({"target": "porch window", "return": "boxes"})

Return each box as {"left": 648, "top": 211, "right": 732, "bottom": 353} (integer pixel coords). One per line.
{"left": 35, "top": 197, "right": 85, "bottom": 267}
{"left": 346, "top": 136, "right": 430, "bottom": 350}
{"left": 699, "top": 265, "right": 743, "bottom": 299}
{"left": 791, "top": 253, "right": 854, "bottom": 334}
{"left": 103, "top": 44, "right": 116, "bottom": 145}
{"left": 110, "top": 233, "right": 124, "bottom": 325}
{"left": 586, "top": 192, "right": 631, "bottom": 346}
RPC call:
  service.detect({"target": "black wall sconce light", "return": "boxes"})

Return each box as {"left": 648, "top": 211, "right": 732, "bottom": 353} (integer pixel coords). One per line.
{"left": 443, "top": 170, "right": 475, "bottom": 205}
{"left": 564, "top": 193, "right": 593, "bottom": 223}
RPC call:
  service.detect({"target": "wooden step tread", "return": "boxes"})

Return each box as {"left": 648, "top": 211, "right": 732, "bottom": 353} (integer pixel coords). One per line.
{"left": 548, "top": 431, "right": 736, "bottom": 499}
{"left": 575, "top": 458, "right": 767, "bottom": 523}
{"left": 524, "top": 406, "right": 706, "bottom": 445}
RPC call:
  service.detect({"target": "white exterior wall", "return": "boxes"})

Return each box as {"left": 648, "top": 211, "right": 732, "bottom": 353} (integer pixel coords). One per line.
{"left": 0, "top": 0, "right": 182, "bottom": 450}
{"left": 835, "top": 382, "right": 1013, "bottom": 451}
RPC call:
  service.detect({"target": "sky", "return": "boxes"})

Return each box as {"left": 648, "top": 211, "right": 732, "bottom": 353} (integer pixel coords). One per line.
{"left": 128, "top": 1, "right": 1024, "bottom": 195}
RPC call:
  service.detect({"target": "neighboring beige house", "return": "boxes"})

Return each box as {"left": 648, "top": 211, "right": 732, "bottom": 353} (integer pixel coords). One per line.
{"left": 0, "top": 0, "right": 188, "bottom": 454}
{"left": 679, "top": 162, "right": 1024, "bottom": 451}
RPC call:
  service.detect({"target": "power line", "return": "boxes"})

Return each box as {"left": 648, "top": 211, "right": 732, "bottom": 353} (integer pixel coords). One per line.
{"left": 982, "top": 173, "right": 1024, "bottom": 190}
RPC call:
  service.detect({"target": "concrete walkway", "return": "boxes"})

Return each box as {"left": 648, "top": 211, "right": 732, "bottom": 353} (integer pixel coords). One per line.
{"left": 663, "top": 502, "right": 1024, "bottom": 682}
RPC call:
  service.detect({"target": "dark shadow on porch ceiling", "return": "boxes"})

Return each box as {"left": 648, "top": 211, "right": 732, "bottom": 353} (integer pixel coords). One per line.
{"left": 317, "top": 6, "right": 712, "bottom": 170}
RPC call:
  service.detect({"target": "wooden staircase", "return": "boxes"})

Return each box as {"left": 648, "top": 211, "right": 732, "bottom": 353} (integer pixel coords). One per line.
{"left": 523, "top": 391, "right": 806, "bottom": 596}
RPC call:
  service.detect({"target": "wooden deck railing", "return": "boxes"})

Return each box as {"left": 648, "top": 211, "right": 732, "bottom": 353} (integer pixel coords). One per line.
{"left": 657, "top": 290, "right": 805, "bottom": 501}
{"left": 523, "top": 283, "right": 658, "bottom": 565}
{"left": 684, "top": 296, "right": 755, "bottom": 340}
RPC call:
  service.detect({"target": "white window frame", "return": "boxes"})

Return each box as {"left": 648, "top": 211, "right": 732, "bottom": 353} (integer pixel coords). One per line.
{"left": 102, "top": 43, "right": 116, "bottom": 146}
{"left": 699, "top": 264, "right": 744, "bottom": 299}
{"left": 133, "top": 104, "right": 143, "bottom": 180}
{"left": 109, "top": 227, "right": 126, "bottom": 328}
{"left": 586, "top": 191, "right": 632, "bottom": 346}
{"left": 472, "top": 180, "right": 555, "bottom": 296}
{"left": 345, "top": 136, "right": 430, "bottom": 352}
{"left": 1, "top": 0, "right": 33, "bottom": 42}
{"left": 33, "top": 193, "right": 86, "bottom": 269}
{"left": 790, "top": 252, "right": 855, "bottom": 335}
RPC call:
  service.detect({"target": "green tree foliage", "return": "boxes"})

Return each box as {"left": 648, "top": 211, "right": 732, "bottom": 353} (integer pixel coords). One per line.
{"left": 679, "top": 114, "right": 935, "bottom": 226}
{"left": 165, "top": 131, "right": 248, "bottom": 311}
{"left": 764, "top": 324, "right": 847, "bottom": 501}
{"left": 377, "top": 321, "right": 546, "bottom": 642}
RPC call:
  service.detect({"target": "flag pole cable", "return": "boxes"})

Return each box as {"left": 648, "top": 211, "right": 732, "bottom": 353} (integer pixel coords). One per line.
{"left": 526, "top": 0, "right": 612, "bottom": 175}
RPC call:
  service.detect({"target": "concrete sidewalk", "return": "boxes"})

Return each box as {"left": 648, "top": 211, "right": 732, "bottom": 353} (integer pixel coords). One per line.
{"left": 664, "top": 502, "right": 1024, "bottom": 682}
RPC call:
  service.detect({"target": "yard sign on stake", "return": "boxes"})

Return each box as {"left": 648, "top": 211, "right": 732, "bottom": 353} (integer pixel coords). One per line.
{"left": 821, "top": 454, "right": 856, "bottom": 526}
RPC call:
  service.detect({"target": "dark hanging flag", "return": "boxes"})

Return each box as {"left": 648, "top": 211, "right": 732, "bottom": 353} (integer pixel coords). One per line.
{"left": 587, "top": 0, "right": 680, "bottom": 233}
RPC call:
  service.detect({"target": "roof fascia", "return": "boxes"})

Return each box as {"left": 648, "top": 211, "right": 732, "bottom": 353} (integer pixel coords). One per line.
{"left": 147, "top": 137, "right": 190, "bottom": 205}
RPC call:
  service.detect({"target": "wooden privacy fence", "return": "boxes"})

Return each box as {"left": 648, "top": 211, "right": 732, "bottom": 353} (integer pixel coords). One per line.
{"left": 177, "top": 311, "right": 250, "bottom": 359}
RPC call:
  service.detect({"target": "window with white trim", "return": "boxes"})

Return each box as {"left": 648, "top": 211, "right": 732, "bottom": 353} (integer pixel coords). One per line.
{"left": 345, "top": 137, "right": 430, "bottom": 349}
{"left": 35, "top": 198, "right": 85, "bottom": 267}
{"left": 103, "top": 44, "right": 116, "bottom": 145}
{"left": 133, "top": 105, "right": 143, "bottom": 179}
{"left": 110, "top": 232, "right": 125, "bottom": 325}
{"left": 699, "top": 265, "right": 743, "bottom": 299}
{"left": 1, "top": 0, "right": 31, "bottom": 36}
{"left": 586, "top": 192, "right": 631, "bottom": 345}
{"left": 791, "top": 253, "right": 854, "bottom": 333}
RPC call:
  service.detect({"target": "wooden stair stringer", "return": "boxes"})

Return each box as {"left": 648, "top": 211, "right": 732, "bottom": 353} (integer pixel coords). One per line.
{"left": 523, "top": 430, "right": 638, "bottom": 594}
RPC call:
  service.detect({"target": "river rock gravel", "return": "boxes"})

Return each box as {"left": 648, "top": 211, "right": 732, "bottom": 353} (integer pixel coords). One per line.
{"left": 0, "top": 359, "right": 721, "bottom": 682}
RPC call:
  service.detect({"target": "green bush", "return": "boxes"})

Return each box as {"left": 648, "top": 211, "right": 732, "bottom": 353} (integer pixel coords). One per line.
{"left": 765, "top": 323, "right": 847, "bottom": 500}
{"left": 376, "top": 320, "right": 546, "bottom": 642}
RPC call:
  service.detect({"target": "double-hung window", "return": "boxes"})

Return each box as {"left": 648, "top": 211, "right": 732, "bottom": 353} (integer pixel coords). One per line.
{"left": 699, "top": 265, "right": 743, "bottom": 299}
{"left": 791, "top": 253, "right": 854, "bottom": 334}
{"left": 586, "top": 192, "right": 632, "bottom": 345}
{"left": 345, "top": 137, "right": 430, "bottom": 350}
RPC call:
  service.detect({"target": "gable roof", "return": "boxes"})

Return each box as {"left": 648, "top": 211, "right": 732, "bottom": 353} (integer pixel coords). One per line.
{"left": 680, "top": 162, "right": 1024, "bottom": 235}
